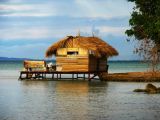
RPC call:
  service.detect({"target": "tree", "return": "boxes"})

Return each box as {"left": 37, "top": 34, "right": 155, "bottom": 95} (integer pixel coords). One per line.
{"left": 126, "top": 0, "right": 160, "bottom": 72}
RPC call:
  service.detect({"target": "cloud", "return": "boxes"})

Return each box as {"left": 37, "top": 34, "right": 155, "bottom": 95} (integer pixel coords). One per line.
{"left": 0, "top": 25, "right": 127, "bottom": 40}
{"left": 0, "top": 27, "right": 53, "bottom": 39}
{"left": 0, "top": 0, "right": 134, "bottom": 18}
{"left": 0, "top": 26, "right": 92, "bottom": 40}
{"left": 72, "top": 0, "right": 134, "bottom": 19}
{"left": 96, "top": 26, "right": 128, "bottom": 36}
{"left": 0, "top": 3, "right": 56, "bottom": 17}
{"left": 0, "top": 4, "right": 34, "bottom": 11}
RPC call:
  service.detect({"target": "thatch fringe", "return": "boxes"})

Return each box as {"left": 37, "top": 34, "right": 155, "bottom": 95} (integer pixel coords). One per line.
{"left": 46, "top": 36, "right": 118, "bottom": 58}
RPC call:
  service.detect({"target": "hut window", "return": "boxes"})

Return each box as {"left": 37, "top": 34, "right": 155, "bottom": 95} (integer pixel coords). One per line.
{"left": 67, "top": 51, "right": 78, "bottom": 55}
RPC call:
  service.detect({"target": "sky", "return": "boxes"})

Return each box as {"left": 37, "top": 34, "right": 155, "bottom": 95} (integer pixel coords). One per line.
{"left": 0, "top": 0, "right": 138, "bottom": 60}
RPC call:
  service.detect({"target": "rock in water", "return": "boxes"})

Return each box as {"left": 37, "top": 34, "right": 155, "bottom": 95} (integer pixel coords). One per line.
{"left": 145, "top": 84, "right": 157, "bottom": 94}
{"left": 133, "top": 89, "right": 146, "bottom": 92}
{"left": 133, "top": 84, "right": 160, "bottom": 94}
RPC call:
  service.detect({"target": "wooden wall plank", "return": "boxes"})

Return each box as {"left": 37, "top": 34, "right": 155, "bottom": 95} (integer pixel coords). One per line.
{"left": 56, "top": 54, "right": 107, "bottom": 72}
{"left": 56, "top": 56, "right": 89, "bottom": 71}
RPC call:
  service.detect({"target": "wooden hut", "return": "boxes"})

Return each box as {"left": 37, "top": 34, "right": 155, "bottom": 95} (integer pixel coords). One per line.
{"left": 46, "top": 36, "right": 118, "bottom": 72}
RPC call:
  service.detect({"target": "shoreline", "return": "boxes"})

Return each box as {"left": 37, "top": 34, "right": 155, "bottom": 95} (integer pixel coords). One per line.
{"left": 103, "top": 72, "right": 160, "bottom": 82}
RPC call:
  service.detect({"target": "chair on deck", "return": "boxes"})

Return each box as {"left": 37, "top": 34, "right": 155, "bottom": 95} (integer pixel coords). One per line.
{"left": 23, "top": 60, "right": 46, "bottom": 79}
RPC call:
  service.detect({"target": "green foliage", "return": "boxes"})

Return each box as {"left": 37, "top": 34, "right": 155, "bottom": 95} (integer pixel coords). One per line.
{"left": 126, "top": 0, "right": 160, "bottom": 44}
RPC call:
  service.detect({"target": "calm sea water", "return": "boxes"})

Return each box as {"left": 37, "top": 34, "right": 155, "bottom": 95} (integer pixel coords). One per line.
{"left": 0, "top": 60, "right": 150, "bottom": 78}
{"left": 0, "top": 61, "right": 160, "bottom": 120}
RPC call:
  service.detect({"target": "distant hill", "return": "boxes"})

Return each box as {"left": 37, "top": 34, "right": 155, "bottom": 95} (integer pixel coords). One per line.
{"left": 0, "top": 57, "right": 55, "bottom": 62}
{"left": 0, "top": 57, "right": 33, "bottom": 61}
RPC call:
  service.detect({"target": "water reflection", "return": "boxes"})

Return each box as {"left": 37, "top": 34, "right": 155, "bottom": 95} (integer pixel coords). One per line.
{"left": 55, "top": 81, "right": 88, "bottom": 120}
{"left": 20, "top": 80, "right": 108, "bottom": 120}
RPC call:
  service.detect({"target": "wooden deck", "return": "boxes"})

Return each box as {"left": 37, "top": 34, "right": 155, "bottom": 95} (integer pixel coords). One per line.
{"left": 19, "top": 70, "right": 107, "bottom": 81}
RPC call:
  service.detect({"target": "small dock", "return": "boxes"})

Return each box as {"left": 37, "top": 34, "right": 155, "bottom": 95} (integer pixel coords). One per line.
{"left": 102, "top": 72, "right": 160, "bottom": 82}
{"left": 19, "top": 71, "right": 106, "bottom": 81}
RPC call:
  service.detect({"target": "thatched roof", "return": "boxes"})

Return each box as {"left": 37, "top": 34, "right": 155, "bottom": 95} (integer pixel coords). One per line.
{"left": 46, "top": 36, "right": 118, "bottom": 58}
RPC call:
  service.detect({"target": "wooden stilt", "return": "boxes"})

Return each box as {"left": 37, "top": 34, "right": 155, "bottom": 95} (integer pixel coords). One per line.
{"left": 19, "top": 71, "right": 107, "bottom": 81}
{"left": 52, "top": 73, "right": 54, "bottom": 79}
{"left": 57, "top": 73, "right": 58, "bottom": 80}
{"left": 76, "top": 74, "right": 78, "bottom": 80}
{"left": 60, "top": 74, "right": 61, "bottom": 79}
{"left": 42, "top": 73, "right": 44, "bottom": 79}
{"left": 72, "top": 74, "right": 74, "bottom": 80}
{"left": 44, "top": 73, "right": 46, "bottom": 79}
{"left": 88, "top": 73, "right": 91, "bottom": 81}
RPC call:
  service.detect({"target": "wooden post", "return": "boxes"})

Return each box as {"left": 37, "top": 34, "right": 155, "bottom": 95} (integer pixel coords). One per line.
{"left": 52, "top": 73, "right": 54, "bottom": 80}
{"left": 76, "top": 74, "right": 78, "bottom": 80}
{"left": 88, "top": 73, "right": 91, "bottom": 81}
{"left": 44, "top": 73, "right": 46, "bottom": 79}
{"left": 60, "top": 74, "right": 61, "bottom": 79}
{"left": 72, "top": 74, "right": 74, "bottom": 80}
{"left": 57, "top": 73, "right": 58, "bottom": 80}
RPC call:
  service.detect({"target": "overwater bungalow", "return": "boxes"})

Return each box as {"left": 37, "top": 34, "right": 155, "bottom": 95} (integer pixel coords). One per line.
{"left": 19, "top": 35, "right": 118, "bottom": 80}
